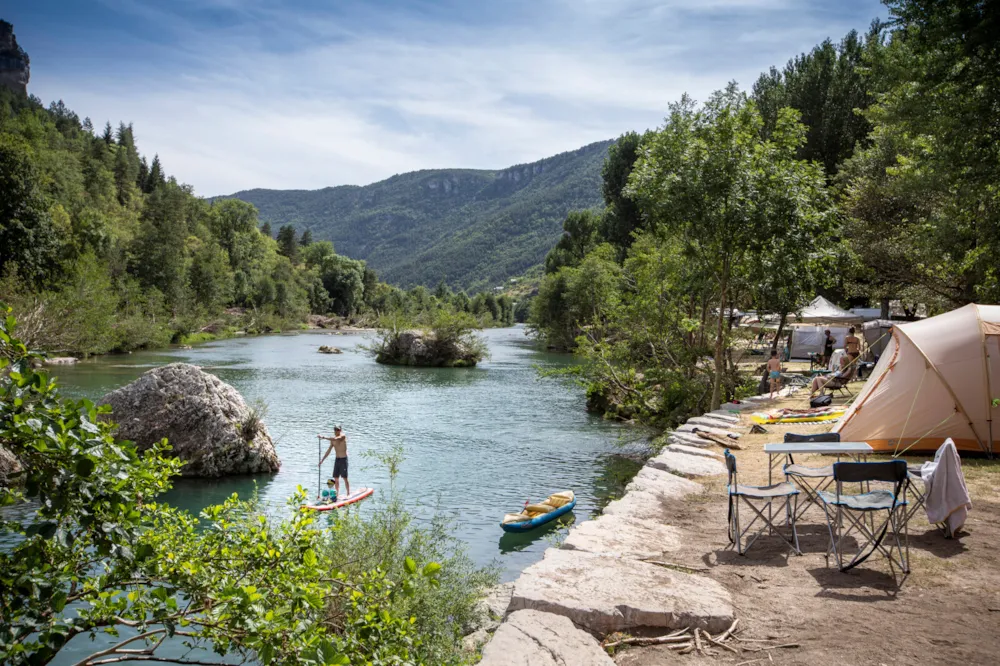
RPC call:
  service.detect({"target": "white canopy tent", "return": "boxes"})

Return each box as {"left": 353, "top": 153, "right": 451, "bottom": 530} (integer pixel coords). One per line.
{"left": 795, "top": 296, "right": 864, "bottom": 324}
{"left": 788, "top": 297, "right": 862, "bottom": 359}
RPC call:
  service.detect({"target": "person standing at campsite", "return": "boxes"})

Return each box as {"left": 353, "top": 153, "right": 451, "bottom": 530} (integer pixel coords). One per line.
{"left": 767, "top": 350, "right": 782, "bottom": 399}
{"left": 845, "top": 327, "right": 861, "bottom": 361}
{"left": 318, "top": 425, "right": 350, "bottom": 498}
{"left": 822, "top": 329, "right": 835, "bottom": 367}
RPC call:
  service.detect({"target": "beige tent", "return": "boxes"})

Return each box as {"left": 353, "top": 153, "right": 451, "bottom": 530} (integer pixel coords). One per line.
{"left": 834, "top": 304, "right": 1000, "bottom": 455}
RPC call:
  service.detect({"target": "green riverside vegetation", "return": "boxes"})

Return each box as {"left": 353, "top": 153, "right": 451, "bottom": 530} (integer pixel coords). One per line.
{"left": 0, "top": 307, "right": 498, "bottom": 665}
{"left": 529, "top": 0, "right": 1000, "bottom": 426}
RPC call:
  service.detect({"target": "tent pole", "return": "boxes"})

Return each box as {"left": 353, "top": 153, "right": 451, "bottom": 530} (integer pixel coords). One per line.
{"left": 974, "top": 305, "right": 995, "bottom": 459}
{"left": 317, "top": 435, "right": 322, "bottom": 499}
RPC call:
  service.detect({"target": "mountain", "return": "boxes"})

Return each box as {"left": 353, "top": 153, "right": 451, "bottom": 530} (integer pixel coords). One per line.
{"left": 216, "top": 140, "right": 612, "bottom": 291}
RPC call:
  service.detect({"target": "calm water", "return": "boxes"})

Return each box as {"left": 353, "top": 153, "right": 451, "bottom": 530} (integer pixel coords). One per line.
{"left": 51, "top": 326, "right": 635, "bottom": 580}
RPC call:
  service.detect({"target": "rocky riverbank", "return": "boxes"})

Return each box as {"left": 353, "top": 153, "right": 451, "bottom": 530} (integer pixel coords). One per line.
{"left": 471, "top": 387, "right": 800, "bottom": 663}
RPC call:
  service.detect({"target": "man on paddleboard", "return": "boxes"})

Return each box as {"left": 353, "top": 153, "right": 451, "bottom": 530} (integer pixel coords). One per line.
{"left": 319, "top": 425, "right": 350, "bottom": 498}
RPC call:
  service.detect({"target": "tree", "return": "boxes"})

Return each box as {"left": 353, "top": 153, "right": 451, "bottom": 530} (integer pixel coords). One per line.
{"left": 628, "top": 86, "right": 831, "bottom": 408}
{"left": 544, "top": 210, "right": 601, "bottom": 274}
{"left": 189, "top": 242, "right": 235, "bottom": 312}
{"left": 599, "top": 131, "right": 646, "bottom": 256}
{"left": 276, "top": 224, "right": 299, "bottom": 263}
{"left": 132, "top": 181, "right": 190, "bottom": 307}
{"left": 299, "top": 228, "right": 313, "bottom": 246}
{"left": 145, "top": 154, "right": 164, "bottom": 193}
{"left": 260, "top": 221, "right": 272, "bottom": 237}
{"left": 0, "top": 134, "right": 61, "bottom": 287}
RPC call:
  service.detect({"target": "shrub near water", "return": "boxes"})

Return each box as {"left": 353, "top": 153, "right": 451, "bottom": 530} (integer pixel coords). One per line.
{"left": 369, "top": 309, "right": 489, "bottom": 367}
{"left": 0, "top": 304, "right": 495, "bottom": 666}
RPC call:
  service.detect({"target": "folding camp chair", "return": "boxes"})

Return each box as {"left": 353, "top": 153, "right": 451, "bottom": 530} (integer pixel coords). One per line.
{"left": 782, "top": 432, "right": 839, "bottom": 522}
{"left": 725, "top": 450, "right": 801, "bottom": 556}
{"left": 818, "top": 460, "right": 910, "bottom": 574}
{"left": 905, "top": 465, "right": 928, "bottom": 530}
{"left": 820, "top": 363, "right": 857, "bottom": 397}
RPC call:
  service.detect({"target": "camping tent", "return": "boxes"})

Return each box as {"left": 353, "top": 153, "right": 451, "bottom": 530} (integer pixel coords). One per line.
{"left": 834, "top": 304, "right": 1000, "bottom": 455}
{"left": 788, "top": 297, "right": 863, "bottom": 359}
{"left": 862, "top": 320, "right": 894, "bottom": 359}
{"left": 796, "top": 296, "right": 863, "bottom": 324}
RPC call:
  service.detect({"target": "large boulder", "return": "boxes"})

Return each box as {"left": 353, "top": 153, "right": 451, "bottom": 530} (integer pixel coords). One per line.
{"left": 0, "top": 445, "right": 22, "bottom": 487}
{"left": 98, "top": 363, "right": 280, "bottom": 477}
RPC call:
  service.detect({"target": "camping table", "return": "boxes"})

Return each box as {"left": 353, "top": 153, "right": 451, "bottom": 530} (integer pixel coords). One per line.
{"left": 765, "top": 442, "right": 873, "bottom": 483}
{"left": 765, "top": 442, "right": 873, "bottom": 521}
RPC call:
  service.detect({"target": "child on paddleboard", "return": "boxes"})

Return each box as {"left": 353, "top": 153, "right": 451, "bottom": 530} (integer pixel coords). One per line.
{"left": 318, "top": 425, "right": 350, "bottom": 498}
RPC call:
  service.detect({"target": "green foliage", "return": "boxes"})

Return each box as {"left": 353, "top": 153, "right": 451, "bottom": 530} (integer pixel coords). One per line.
{"left": 216, "top": 141, "right": 612, "bottom": 291}
{"left": 0, "top": 306, "right": 493, "bottom": 665}
{"left": 369, "top": 308, "right": 489, "bottom": 368}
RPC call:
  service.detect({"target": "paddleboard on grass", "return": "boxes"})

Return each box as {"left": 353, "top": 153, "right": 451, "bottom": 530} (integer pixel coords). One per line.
{"left": 305, "top": 487, "right": 374, "bottom": 511}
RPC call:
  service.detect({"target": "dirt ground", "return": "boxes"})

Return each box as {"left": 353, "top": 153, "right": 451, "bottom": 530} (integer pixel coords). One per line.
{"left": 614, "top": 377, "right": 1000, "bottom": 666}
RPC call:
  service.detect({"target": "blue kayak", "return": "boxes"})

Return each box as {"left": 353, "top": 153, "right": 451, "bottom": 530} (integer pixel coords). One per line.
{"left": 501, "top": 491, "right": 576, "bottom": 533}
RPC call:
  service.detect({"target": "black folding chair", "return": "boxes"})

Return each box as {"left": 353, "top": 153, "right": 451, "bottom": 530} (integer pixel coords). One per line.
{"left": 782, "top": 433, "right": 838, "bottom": 522}
{"left": 818, "top": 460, "right": 910, "bottom": 574}
{"left": 725, "top": 450, "right": 801, "bottom": 556}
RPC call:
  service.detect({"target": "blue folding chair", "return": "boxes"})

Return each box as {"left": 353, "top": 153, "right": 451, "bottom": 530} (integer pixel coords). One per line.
{"left": 818, "top": 460, "right": 910, "bottom": 574}
{"left": 725, "top": 450, "right": 801, "bottom": 556}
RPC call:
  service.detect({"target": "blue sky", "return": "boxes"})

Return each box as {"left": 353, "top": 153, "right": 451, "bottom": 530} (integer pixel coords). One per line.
{"left": 8, "top": 0, "right": 885, "bottom": 196}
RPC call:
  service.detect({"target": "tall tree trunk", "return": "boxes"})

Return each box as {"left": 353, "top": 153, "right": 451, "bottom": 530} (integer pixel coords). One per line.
{"left": 771, "top": 311, "right": 788, "bottom": 353}
{"left": 711, "top": 260, "right": 730, "bottom": 410}
{"left": 880, "top": 298, "right": 890, "bottom": 319}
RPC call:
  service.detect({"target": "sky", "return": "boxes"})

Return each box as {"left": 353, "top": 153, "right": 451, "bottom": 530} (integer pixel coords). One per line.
{"left": 7, "top": 0, "right": 886, "bottom": 197}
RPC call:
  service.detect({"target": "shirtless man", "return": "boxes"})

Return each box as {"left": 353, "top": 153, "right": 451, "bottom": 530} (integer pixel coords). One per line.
{"left": 318, "top": 425, "right": 350, "bottom": 498}
{"left": 766, "top": 350, "right": 782, "bottom": 399}
{"left": 845, "top": 327, "right": 861, "bottom": 360}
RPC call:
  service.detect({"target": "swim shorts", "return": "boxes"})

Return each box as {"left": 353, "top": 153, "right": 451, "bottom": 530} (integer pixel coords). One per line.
{"left": 333, "top": 456, "right": 349, "bottom": 479}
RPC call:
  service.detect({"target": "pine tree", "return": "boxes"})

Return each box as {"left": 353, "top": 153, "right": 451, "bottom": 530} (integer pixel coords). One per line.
{"left": 82, "top": 117, "right": 94, "bottom": 134}
{"left": 146, "top": 154, "right": 164, "bottom": 193}
{"left": 260, "top": 222, "right": 272, "bottom": 237}
{"left": 299, "top": 229, "right": 313, "bottom": 246}
{"left": 137, "top": 156, "right": 149, "bottom": 192}
{"left": 102, "top": 122, "right": 113, "bottom": 145}
{"left": 276, "top": 225, "right": 299, "bottom": 263}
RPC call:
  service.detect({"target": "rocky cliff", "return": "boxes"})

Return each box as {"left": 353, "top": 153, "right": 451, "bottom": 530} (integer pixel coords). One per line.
{"left": 99, "top": 363, "right": 280, "bottom": 477}
{"left": 0, "top": 21, "right": 29, "bottom": 95}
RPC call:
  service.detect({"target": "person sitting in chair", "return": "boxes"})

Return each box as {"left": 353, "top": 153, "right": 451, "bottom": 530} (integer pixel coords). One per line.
{"left": 810, "top": 355, "right": 851, "bottom": 396}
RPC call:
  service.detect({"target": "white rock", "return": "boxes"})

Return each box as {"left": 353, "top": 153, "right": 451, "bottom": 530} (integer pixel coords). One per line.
{"left": 668, "top": 435, "right": 712, "bottom": 449}
{"left": 688, "top": 416, "right": 743, "bottom": 431}
{"left": 707, "top": 410, "right": 741, "bottom": 422}
{"left": 666, "top": 444, "right": 723, "bottom": 459}
{"left": 509, "top": 550, "right": 734, "bottom": 634}
{"left": 562, "top": 514, "right": 683, "bottom": 559}
{"left": 601, "top": 490, "right": 668, "bottom": 520}
{"left": 678, "top": 423, "right": 740, "bottom": 439}
{"left": 463, "top": 627, "right": 490, "bottom": 652}
{"left": 625, "top": 465, "right": 703, "bottom": 499}
{"left": 647, "top": 449, "right": 726, "bottom": 478}
{"left": 478, "top": 610, "right": 614, "bottom": 666}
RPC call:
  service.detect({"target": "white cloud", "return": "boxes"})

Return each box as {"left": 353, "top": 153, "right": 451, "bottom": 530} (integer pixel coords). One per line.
{"left": 28, "top": 0, "right": 884, "bottom": 195}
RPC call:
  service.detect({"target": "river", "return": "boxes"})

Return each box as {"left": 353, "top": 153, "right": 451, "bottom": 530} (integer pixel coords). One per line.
{"left": 50, "top": 326, "right": 639, "bottom": 581}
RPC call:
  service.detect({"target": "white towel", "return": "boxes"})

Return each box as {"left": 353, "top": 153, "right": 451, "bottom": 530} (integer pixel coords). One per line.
{"left": 920, "top": 439, "right": 972, "bottom": 537}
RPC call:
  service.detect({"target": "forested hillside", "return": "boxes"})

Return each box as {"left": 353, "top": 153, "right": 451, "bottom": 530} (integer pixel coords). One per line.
{"left": 218, "top": 140, "right": 612, "bottom": 291}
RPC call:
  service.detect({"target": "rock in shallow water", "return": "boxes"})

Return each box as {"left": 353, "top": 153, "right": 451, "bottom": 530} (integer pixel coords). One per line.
{"left": 98, "top": 363, "right": 280, "bottom": 478}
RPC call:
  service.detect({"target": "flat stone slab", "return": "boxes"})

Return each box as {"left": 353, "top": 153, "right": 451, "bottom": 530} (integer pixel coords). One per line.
{"left": 602, "top": 468, "right": 702, "bottom": 520}
{"left": 666, "top": 443, "right": 723, "bottom": 459}
{"left": 647, "top": 449, "right": 726, "bottom": 478}
{"left": 626, "top": 465, "right": 703, "bottom": 498}
{"left": 687, "top": 416, "right": 741, "bottom": 429}
{"left": 478, "top": 610, "right": 614, "bottom": 666}
{"left": 510, "top": 549, "right": 734, "bottom": 635}
{"left": 562, "top": 514, "right": 683, "bottom": 559}
{"left": 707, "top": 410, "right": 740, "bottom": 423}
{"left": 678, "top": 423, "right": 740, "bottom": 439}
{"left": 669, "top": 431, "right": 712, "bottom": 447}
